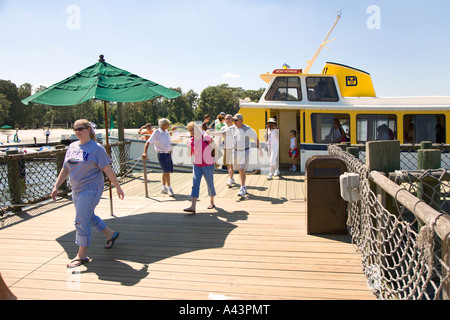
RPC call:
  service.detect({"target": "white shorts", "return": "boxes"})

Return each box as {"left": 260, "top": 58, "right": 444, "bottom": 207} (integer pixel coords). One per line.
{"left": 234, "top": 149, "right": 250, "bottom": 170}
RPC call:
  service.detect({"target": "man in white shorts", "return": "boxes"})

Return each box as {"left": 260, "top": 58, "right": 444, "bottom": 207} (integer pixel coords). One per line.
{"left": 208, "top": 113, "right": 261, "bottom": 197}
{"left": 232, "top": 113, "right": 261, "bottom": 197}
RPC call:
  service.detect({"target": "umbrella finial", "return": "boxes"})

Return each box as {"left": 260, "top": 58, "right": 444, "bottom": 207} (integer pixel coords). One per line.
{"left": 99, "top": 54, "right": 105, "bottom": 63}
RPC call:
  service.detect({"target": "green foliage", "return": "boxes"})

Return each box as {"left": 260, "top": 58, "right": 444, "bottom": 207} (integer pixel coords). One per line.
{"left": 0, "top": 79, "right": 264, "bottom": 128}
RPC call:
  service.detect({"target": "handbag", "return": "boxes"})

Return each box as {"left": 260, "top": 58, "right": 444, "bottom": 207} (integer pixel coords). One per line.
{"left": 202, "top": 134, "right": 215, "bottom": 158}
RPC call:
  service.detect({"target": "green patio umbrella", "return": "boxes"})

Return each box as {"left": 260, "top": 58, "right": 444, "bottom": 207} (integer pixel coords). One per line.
{"left": 21, "top": 55, "right": 180, "bottom": 106}
{"left": 21, "top": 55, "right": 181, "bottom": 214}
{"left": 21, "top": 54, "right": 180, "bottom": 148}
{"left": 1, "top": 125, "right": 12, "bottom": 129}
{"left": 21, "top": 55, "right": 180, "bottom": 145}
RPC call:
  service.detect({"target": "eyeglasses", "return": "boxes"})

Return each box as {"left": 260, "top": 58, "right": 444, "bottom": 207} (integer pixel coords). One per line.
{"left": 73, "top": 127, "right": 87, "bottom": 132}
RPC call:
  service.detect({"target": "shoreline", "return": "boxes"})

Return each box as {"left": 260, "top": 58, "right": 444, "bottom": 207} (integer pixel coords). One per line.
{"left": 0, "top": 128, "right": 139, "bottom": 145}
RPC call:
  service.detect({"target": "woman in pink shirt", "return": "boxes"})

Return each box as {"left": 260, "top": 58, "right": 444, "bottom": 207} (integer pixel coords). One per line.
{"left": 183, "top": 122, "right": 217, "bottom": 213}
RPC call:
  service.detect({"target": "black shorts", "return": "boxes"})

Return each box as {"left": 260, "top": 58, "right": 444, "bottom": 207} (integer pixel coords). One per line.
{"left": 157, "top": 153, "right": 173, "bottom": 173}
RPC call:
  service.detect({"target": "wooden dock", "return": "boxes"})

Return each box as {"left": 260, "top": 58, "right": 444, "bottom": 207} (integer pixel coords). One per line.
{"left": 0, "top": 169, "right": 376, "bottom": 300}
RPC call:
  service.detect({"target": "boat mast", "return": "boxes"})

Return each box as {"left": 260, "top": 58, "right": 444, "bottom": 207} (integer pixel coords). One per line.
{"left": 303, "top": 10, "right": 342, "bottom": 74}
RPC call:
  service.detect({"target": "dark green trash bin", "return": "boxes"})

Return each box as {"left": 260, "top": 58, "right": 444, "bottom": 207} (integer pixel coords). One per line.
{"left": 305, "top": 155, "right": 348, "bottom": 235}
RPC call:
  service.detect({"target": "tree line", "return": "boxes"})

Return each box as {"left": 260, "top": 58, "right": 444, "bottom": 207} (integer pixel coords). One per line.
{"left": 0, "top": 80, "right": 264, "bottom": 129}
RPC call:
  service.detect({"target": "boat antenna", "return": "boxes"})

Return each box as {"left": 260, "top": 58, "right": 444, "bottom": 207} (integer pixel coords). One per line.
{"left": 303, "top": 10, "right": 342, "bottom": 74}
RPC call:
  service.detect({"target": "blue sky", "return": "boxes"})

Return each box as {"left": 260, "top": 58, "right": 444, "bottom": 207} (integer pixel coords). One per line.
{"left": 1, "top": 0, "right": 450, "bottom": 97}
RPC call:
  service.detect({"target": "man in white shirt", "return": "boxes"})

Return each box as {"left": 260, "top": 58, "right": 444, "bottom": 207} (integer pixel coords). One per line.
{"left": 232, "top": 113, "right": 261, "bottom": 197}
{"left": 209, "top": 113, "right": 261, "bottom": 197}
{"left": 142, "top": 118, "right": 174, "bottom": 196}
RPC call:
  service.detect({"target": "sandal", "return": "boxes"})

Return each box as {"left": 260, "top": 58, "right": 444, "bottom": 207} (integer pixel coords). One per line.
{"left": 183, "top": 208, "right": 196, "bottom": 213}
{"left": 105, "top": 231, "right": 119, "bottom": 249}
{"left": 67, "top": 257, "right": 90, "bottom": 268}
{"left": 207, "top": 204, "right": 216, "bottom": 209}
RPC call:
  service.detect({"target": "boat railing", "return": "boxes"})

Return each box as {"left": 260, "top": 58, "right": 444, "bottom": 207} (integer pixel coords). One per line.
{"left": 329, "top": 142, "right": 450, "bottom": 300}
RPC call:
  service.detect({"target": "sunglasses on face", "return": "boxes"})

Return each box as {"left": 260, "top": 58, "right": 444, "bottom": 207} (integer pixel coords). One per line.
{"left": 73, "top": 127, "right": 87, "bottom": 132}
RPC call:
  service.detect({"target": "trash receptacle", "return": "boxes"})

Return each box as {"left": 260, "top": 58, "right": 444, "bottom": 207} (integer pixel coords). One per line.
{"left": 305, "top": 155, "right": 348, "bottom": 235}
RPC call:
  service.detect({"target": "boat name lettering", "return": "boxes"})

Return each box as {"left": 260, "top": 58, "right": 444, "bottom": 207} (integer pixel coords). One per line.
{"left": 273, "top": 69, "right": 302, "bottom": 75}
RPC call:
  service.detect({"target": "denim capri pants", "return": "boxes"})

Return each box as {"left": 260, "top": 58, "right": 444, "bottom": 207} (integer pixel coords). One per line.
{"left": 191, "top": 164, "right": 216, "bottom": 199}
{"left": 72, "top": 187, "right": 106, "bottom": 247}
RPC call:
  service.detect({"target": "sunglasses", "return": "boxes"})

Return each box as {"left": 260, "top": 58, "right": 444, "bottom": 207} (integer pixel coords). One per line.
{"left": 73, "top": 127, "right": 87, "bottom": 132}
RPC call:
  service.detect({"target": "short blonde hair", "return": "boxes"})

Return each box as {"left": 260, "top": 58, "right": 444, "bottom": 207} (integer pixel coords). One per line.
{"left": 187, "top": 121, "right": 201, "bottom": 138}
{"left": 187, "top": 122, "right": 195, "bottom": 130}
{"left": 74, "top": 119, "right": 96, "bottom": 140}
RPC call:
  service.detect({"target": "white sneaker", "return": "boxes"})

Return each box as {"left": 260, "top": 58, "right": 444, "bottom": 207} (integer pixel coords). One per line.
{"left": 161, "top": 186, "right": 168, "bottom": 194}
{"left": 274, "top": 170, "right": 280, "bottom": 176}
{"left": 227, "top": 178, "right": 235, "bottom": 187}
{"left": 292, "top": 165, "right": 297, "bottom": 172}
{"left": 237, "top": 186, "right": 247, "bottom": 197}
{"left": 267, "top": 173, "right": 273, "bottom": 180}
{"left": 167, "top": 187, "right": 174, "bottom": 197}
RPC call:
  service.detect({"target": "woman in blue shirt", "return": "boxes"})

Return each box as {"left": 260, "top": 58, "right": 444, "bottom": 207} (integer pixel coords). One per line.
{"left": 51, "top": 119, "right": 125, "bottom": 268}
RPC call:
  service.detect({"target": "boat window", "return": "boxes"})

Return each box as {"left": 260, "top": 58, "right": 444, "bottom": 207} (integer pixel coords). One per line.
{"left": 403, "top": 114, "right": 445, "bottom": 144}
{"left": 356, "top": 114, "right": 397, "bottom": 143}
{"left": 265, "top": 77, "right": 302, "bottom": 101}
{"left": 311, "top": 113, "right": 350, "bottom": 143}
{"left": 306, "top": 77, "right": 339, "bottom": 102}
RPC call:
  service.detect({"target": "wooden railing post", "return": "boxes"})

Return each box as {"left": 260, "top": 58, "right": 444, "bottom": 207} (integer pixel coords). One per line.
{"left": 366, "top": 140, "right": 400, "bottom": 215}
{"left": 366, "top": 140, "right": 400, "bottom": 174}
{"left": 55, "top": 145, "right": 69, "bottom": 195}
{"left": 6, "top": 150, "right": 23, "bottom": 211}
{"left": 443, "top": 235, "right": 450, "bottom": 299}
{"left": 366, "top": 141, "right": 401, "bottom": 280}
{"left": 417, "top": 141, "right": 441, "bottom": 211}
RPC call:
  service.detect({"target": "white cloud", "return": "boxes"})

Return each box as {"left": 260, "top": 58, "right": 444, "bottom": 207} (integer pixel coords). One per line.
{"left": 222, "top": 72, "right": 240, "bottom": 79}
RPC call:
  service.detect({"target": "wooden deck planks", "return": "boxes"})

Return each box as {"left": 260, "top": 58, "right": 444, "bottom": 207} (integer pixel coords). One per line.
{"left": 0, "top": 170, "right": 376, "bottom": 300}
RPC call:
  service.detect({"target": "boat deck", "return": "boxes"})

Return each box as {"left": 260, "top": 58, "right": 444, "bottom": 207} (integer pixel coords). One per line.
{"left": 0, "top": 170, "right": 376, "bottom": 300}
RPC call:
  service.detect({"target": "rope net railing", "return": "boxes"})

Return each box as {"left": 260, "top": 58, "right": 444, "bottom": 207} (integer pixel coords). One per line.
{"left": 0, "top": 140, "right": 133, "bottom": 216}
{"left": 329, "top": 144, "right": 450, "bottom": 300}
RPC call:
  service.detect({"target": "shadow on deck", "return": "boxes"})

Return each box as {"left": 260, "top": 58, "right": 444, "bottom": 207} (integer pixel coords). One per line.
{"left": 0, "top": 170, "right": 376, "bottom": 300}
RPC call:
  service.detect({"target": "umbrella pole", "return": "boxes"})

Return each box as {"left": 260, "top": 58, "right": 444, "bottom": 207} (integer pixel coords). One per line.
{"left": 103, "top": 100, "right": 114, "bottom": 216}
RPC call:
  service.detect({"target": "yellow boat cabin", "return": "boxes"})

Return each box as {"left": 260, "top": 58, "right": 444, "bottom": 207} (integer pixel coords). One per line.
{"left": 237, "top": 61, "right": 450, "bottom": 171}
